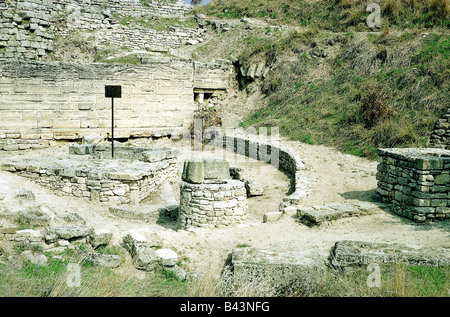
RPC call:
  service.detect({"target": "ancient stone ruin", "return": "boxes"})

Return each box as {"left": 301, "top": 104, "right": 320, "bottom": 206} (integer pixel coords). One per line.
{"left": 0, "top": 0, "right": 448, "bottom": 296}
{"left": 1, "top": 144, "right": 179, "bottom": 205}
{"left": 178, "top": 158, "right": 248, "bottom": 229}
{"left": 429, "top": 108, "right": 450, "bottom": 150}
{"left": 376, "top": 148, "right": 450, "bottom": 222}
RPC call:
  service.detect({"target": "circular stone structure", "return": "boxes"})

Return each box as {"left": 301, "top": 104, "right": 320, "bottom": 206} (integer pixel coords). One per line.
{"left": 178, "top": 179, "right": 248, "bottom": 229}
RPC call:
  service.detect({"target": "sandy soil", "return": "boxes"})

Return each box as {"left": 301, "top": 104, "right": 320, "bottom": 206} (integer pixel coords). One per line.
{"left": 0, "top": 139, "right": 449, "bottom": 275}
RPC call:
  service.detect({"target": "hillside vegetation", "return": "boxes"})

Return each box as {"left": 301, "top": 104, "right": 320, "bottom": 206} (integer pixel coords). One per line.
{"left": 193, "top": 0, "right": 450, "bottom": 158}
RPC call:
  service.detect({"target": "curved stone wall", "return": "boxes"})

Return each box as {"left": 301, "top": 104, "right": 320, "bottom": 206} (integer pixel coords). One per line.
{"left": 209, "top": 129, "right": 311, "bottom": 211}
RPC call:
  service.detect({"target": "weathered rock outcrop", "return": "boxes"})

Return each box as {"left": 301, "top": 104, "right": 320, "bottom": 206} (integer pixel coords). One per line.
{"left": 330, "top": 240, "right": 450, "bottom": 268}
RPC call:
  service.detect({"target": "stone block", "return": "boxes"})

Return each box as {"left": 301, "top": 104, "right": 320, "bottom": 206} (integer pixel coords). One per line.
{"left": 330, "top": 240, "right": 450, "bottom": 268}
{"left": 263, "top": 211, "right": 283, "bottom": 223}
{"left": 87, "top": 232, "right": 113, "bottom": 249}
{"left": 244, "top": 179, "right": 264, "bottom": 197}
{"left": 203, "top": 158, "right": 230, "bottom": 180}
{"left": 182, "top": 160, "right": 204, "bottom": 184}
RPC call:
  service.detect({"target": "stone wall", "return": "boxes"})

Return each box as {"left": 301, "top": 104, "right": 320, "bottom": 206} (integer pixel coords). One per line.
{"left": 1, "top": 145, "right": 179, "bottom": 204}
{"left": 376, "top": 148, "right": 450, "bottom": 222}
{"left": 194, "top": 59, "right": 234, "bottom": 92}
{"left": 0, "top": 57, "right": 196, "bottom": 148}
{"left": 429, "top": 108, "right": 450, "bottom": 150}
{"left": 178, "top": 180, "right": 248, "bottom": 229}
{"left": 209, "top": 129, "right": 310, "bottom": 211}
{"left": 0, "top": 0, "right": 198, "bottom": 60}
{"left": 0, "top": 0, "right": 55, "bottom": 60}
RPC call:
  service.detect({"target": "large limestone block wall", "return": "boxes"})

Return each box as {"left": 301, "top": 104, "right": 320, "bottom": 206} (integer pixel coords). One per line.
{"left": 0, "top": 57, "right": 196, "bottom": 148}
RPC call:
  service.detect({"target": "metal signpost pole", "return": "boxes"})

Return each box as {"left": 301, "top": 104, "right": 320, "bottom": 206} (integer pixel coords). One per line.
{"left": 111, "top": 96, "right": 114, "bottom": 158}
{"left": 105, "top": 85, "right": 122, "bottom": 159}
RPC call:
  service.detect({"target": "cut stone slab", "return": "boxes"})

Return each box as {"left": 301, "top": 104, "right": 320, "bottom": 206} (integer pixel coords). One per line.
{"left": 61, "top": 212, "right": 86, "bottom": 225}
{"left": 263, "top": 212, "right": 283, "bottom": 223}
{"left": 330, "top": 240, "right": 450, "bottom": 268}
{"left": 87, "top": 232, "right": 113, "bottom": 249}
{"left": 16, "top": 208, "right": 51, "bottom": 227}
{"left": 81, "top": 135, "right": 104, "bottom": 144}
{"left": 15, "top": 229, "right": 43, "bottom": 242}
{"left": 20, "top": 251, "right": 48, "bottom": 266}
{"left": 43, "top": 225, "right": 95, "bottom": 243}
{"left": 203, "top": 158, "right": 230, "bottom": 180}
{"left": 244, "top": 178, "right": 264, "bottom": 197}
{"left": 182, "top": 159, "right": 205, "bottom": 184}
{"left": 226, "top": 247, "right": 327, "bottom": 293}
{"left": 297, "top": 201, "right": 380, "bottom": 226}
{"left": 84, "top": 252, "right": 122, "bottom": 268}
{"left": 109, "top": 205, "right": 161, "bottom": 222}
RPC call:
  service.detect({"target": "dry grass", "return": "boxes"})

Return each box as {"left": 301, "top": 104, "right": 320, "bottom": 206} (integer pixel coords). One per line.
{"left": 1, "top": 249, "right": 448, "bottom": 297}
{"left": 360, "top": 83, "right": 394, "bottom": 128}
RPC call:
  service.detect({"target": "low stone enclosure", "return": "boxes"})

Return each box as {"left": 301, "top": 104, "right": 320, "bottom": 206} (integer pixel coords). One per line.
{"left": 376, "top": 148, "right": 450, "bottom": 223}
{"left": 1, "top": 144, "right": 179, "bottom": 205}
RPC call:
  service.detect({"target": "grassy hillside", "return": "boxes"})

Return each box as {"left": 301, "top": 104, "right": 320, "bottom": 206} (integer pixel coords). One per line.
{"left": 195, "top": 0, "right": 449, "bottom": 30}
{"left": 194, "top": 0, "right": 449, "bottom": 159}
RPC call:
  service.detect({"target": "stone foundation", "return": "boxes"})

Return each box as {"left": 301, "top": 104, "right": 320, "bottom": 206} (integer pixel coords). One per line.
{"left": 178, "top": 180, "right": 248, "bottom": 229}
{"left": 376, "top": 148, "right": 450, "bottom": 222}
{"left": 1, "top": 146, "right": 179, "bottom": 204}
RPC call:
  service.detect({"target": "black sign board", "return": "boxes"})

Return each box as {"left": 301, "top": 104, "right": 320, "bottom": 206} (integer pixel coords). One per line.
{"left": 105, "top": 85, "right": 122, "bottom": 98}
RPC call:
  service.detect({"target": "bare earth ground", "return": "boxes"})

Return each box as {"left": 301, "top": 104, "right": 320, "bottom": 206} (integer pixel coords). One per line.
{"left": 0, "top": 138, "right": 449, "bottom": 277}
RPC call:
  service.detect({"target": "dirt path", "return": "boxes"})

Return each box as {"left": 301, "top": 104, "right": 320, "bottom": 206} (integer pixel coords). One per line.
{"left": 0, "top": 140, "right": 449, "bottom": 275}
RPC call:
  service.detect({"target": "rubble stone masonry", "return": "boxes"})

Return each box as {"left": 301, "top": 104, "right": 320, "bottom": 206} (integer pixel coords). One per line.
{"left": 376, "top": 148, "right": 450, "bottom": 223}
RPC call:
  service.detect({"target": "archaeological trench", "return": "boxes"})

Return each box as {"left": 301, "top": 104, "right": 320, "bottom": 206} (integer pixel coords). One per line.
{"left": 0, "top": 0, "right": 449, "bottom": 289}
